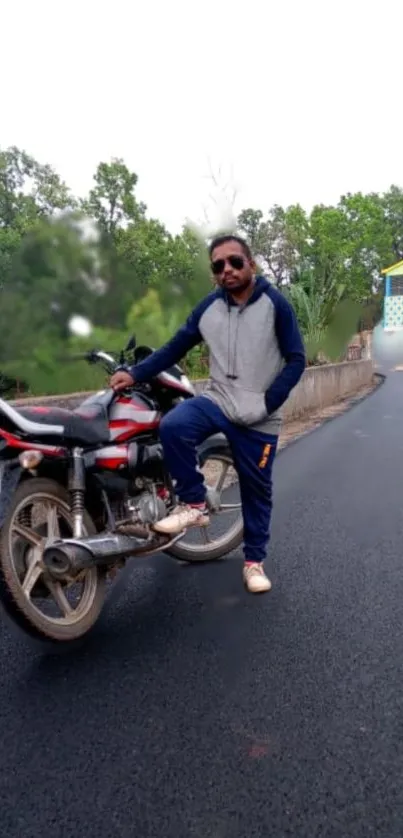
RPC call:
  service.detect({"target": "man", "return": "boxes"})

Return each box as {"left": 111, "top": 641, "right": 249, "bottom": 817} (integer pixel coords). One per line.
{"left": 110, "top": 235, "right": 306, "bottom": 593}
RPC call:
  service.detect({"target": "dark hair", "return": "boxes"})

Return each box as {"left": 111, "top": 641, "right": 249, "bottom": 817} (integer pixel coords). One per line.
{"left": 208, "top": 234, "right": 253, "bottom": 261}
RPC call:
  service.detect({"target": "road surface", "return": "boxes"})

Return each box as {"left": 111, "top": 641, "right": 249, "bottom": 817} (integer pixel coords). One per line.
{"left": 1, "top": 372, "right": 403, "bottom": 838}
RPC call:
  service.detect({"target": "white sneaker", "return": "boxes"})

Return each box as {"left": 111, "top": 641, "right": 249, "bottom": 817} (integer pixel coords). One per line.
{"left": 153, "top": 503, "right": 209, "bottom": 535}
{"left": 243, "top": 563, "right": 272, "bottom": 594}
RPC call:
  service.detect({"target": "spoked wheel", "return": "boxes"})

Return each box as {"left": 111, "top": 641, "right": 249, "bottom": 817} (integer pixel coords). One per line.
{"left": 166, "top": 449, "right": 244, "bottom": 563}
{"left": 0, "top": 478, "right": 106, "bottom": 643}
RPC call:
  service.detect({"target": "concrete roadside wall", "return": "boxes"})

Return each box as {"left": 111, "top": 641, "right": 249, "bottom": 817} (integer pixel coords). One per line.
{"left": 281, "top": 360, "right": 374, "bottom": 421}
{"left": 10, "top": 360, "right": 375, "bottom": 421}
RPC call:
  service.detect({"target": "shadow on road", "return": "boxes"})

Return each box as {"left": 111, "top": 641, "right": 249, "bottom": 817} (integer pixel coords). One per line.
{"left": 20, "top": 552, "right": 254, "bottom": 685}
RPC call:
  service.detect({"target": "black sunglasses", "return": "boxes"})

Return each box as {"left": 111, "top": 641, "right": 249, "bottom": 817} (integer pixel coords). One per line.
{"left": 211, "top": 254, "right": 245, "bottom": 275}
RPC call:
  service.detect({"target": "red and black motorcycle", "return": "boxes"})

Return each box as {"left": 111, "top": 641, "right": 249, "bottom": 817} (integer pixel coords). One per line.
{"left": 0, "top": 337, "right": 243, "bottom": 644}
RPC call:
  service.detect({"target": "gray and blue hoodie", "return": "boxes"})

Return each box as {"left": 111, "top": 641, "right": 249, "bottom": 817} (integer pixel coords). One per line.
{"left": 131, "top": 276, "right": 306, "bottom": 435}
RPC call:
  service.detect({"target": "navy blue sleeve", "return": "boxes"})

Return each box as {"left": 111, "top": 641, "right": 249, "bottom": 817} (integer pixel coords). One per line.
{"left": 129, "top": 296, "right": 212, "bottom": 382}
{"left": 264, "top": 287, "right": 306, "bottom": 414}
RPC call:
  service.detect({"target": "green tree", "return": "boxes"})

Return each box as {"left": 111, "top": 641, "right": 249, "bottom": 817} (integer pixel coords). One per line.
{"left": 82, "top": 158, "right": 146, "bottom": 235}
{"left": 338, "top": 192, "right": 393, "bottom": 299}
{"left": 238, "top": 204, "right": 310, "bottom": 284}
{"left": 81, "top": 159, "right": 173, "bottom": 329}
{"left": 0, "top": 146, "right": 74, "bottom": 290}
{"left": 379, "top": 185, "right": 403, "bottom": 262}
{"left": 308, "top": 193, "right": 395, "bottom": 304}
{"left": 0, "top": 146, "right": 72, "bottom": 228}
{"left": 126, "top": 287, "right": 183, "bottom": 346}
{"left": 236, "top": 208, "right": 264, "bottom": 252}
{"left": 10, "top": 213, "right": 102, "bottom": 336}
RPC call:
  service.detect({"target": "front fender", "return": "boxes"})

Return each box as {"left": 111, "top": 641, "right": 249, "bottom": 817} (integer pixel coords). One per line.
{"left": 0, "top": 463, "right": 23, "bottom": 528}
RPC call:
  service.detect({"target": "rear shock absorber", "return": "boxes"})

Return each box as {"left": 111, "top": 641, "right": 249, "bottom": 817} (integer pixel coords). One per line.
{"left": 69, "top": 447, "right": 86, "bottom": 538}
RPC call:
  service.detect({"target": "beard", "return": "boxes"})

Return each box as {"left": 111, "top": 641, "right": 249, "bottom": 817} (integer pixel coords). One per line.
{"left": 222, "top": 275, "right": 254, "bottom": 294}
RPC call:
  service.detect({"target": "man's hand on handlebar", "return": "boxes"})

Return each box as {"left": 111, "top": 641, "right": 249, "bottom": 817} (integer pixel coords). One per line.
{"left": 110, "top": 370, "right": 135, "bottom": 391}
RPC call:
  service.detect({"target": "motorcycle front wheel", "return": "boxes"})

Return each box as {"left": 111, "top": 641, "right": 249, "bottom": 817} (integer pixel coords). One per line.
{"left": 0, "top": 477, "right": 106, "bottom": 644}
{"left": 166, "top": 445, "right": 244, "bottom": 563}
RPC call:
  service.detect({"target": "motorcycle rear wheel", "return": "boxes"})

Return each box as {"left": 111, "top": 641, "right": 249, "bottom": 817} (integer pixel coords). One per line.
{"left": 0, "top": 477, "right": 106, "bottom": 643}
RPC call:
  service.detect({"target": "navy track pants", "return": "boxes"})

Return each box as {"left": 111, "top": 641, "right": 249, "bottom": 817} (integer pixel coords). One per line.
{"left": 159, "top": 396, "right": 278, "bottom": 564}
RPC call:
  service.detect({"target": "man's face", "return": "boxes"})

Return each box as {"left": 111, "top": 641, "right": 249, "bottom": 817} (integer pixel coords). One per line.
{"left": 210, "top": 240, "right": 255, "bottom": 294}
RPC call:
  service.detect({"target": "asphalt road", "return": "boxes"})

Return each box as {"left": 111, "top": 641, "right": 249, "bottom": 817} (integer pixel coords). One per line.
{"left": 1, "top": 372, "right": 403, "bottom": 838}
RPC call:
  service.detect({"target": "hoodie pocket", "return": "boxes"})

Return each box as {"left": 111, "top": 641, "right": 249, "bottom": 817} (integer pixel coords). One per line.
{"left": 233, "top": 390, "right": 268, "bottom": 426}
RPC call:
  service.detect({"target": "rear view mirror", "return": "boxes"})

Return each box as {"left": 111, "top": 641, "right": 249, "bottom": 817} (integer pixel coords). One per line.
{"left": 125, "top": 336, "right": 136, "bottom": 352}
{"left": 134, "top": 345, "right": 154, "bottom": 363}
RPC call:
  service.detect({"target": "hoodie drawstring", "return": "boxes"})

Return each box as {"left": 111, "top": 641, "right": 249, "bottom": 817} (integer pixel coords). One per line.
{"left": 226, "top": 304, "right": 243, "bottom": 380}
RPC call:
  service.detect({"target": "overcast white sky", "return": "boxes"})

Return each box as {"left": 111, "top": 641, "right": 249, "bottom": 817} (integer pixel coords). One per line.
{"left": 1, "top": 0, "right": 401, "bottom": 234}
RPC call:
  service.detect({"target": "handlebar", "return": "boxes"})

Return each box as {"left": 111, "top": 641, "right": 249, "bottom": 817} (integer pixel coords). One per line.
{"left": 66, "top": 342, "right": 150, "bottom": 384}
{"left": 89, "top": 350, "right": 118, "bottom": 369}
{"left": 67, "top": 350, "right": 122, "bottom": 374}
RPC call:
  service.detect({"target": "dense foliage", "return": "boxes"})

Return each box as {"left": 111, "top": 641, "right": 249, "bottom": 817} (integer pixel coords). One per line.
{"left": 0, "top": 145, "right": 392, "bottom": 395}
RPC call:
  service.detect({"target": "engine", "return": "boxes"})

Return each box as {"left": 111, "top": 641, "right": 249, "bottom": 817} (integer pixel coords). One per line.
{"left": 126, "top": 489, "right": 168, "bottom": 525}
{"left": 95, "top": 439, "right": 171, "bottom": 530}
